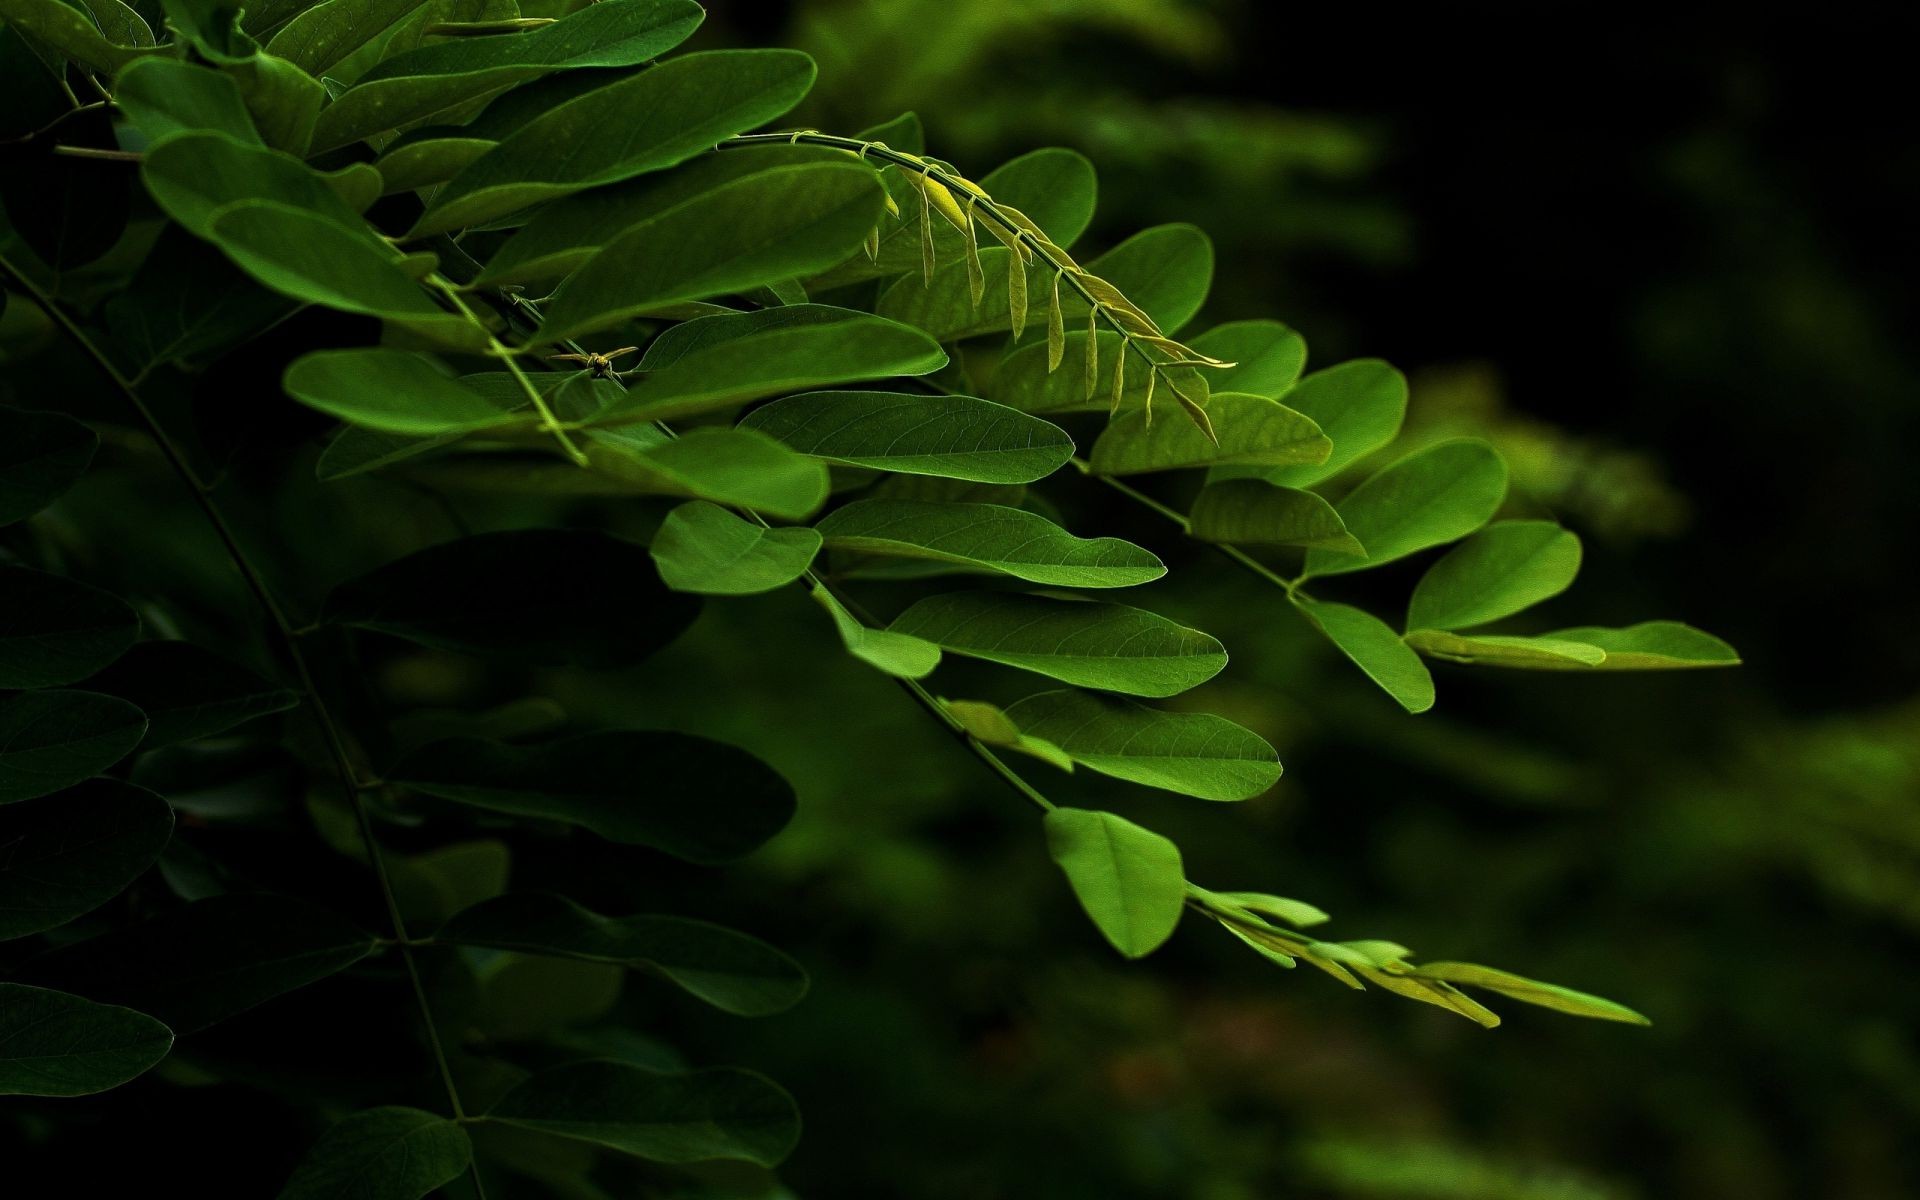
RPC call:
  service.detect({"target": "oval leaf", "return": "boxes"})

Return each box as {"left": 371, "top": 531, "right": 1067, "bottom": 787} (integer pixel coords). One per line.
{"left": 277, "top": 1106, "right": 473, "bottom": 1200}
{"left": 486, "top": 1060, "right": 800, "bottom": 1166}
{"left": 284, "top": 349, "right": 524, "bottom": 436}
{"left": 1303, "top": 438, "right": 1509, "bottom": 578}
{"left": 0, "top": 690, "right": 148, "bottom": 805}
{"left": 1188, "top": 479, "right": 1363, "bottom": 554}
{"left": 1043, "top": 807, "right": 1185, "bottom": 958}
{"left": 650, "top": 501, "right": 821, "bottom": 595}
{"left": 1416, "top": 962, "right": 1651, "bottom": 1025}
{"left": 1185, "top": 320, "right": 1307, "bottom": 399}
{"left": 811, "top": 583, "right": 941, "bottom": 679}
{"left": 1005, "top": 690, "right": 1280, "bottom": 801}
{"left": 0, "top": 983, "right": 172, "bottom": 1097}
{"left": 1403, "top": 629, "right": 1607, "bottom": 669}
{"left": 740, "top": 391, "right": 1073, "bottom": 484}
{"left": 1406, "top": 520, "right": 1582, "bottom": 632}
{"left": 1089, "top": 394, "right": 1329, "bottom": 475}
{"left": 0, "top": 779, "right": 173, "bottom": 940}
{"left": 586, "top": 426, "right": 829, "bottom": 520}
{"left": 817, "top": 498, "right": 1164, "bottom": 588}
{"left": 1291, "top": 595, "right": 1435, "bottom": 714}
{"left": 0, "top": 407, "right": 96, "bottom": 526}
{"left": 1541, "top": 622, "right": 1741, "bottom": 670}
{"left": 1257, "top": 359, "right": 1407, "bottom": 488}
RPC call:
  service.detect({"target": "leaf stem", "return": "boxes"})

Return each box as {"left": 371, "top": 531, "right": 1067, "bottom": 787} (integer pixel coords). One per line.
{"left": 427, "top": 274, "right": 588, "bottom": 466}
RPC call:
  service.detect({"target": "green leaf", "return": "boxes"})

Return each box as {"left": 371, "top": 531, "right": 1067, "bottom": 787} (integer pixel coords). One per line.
{"left": 941, "top": 699, "right": 1073, "bottom": 772}
{"left": 1071, "top": 223, "right": 1213, "bottom": 334}
{"left": 594, "top": 306, "right": 947, "bottom": 425}
{"left": 277, "top": 1107, "right": 473, "bottom": 1200}
{"left": 1403, "top": 630, "right": 1607, "bottom": 669}
{"left": 982, "top": 146, "right": 1098, "bottom": 248}
{"left": 486, "top": 1060, "right": 800, "bottom": 1166}
{"left": 0, "top": 984, "right": 171, "bottom": 1097}
{"left": 1089, "top": 393, "right": 1329, "bottom": 475}
{"left": 309, "top": 0, "right": 707, "bottom": 152}
{"left": 888, "top": 592, "right": 1227, "bottom": 698}
{"left": 985, "top": 330, "right": 1209, "bottom": 417}
{"left": 26, "top": 893, "right": 379, "bottom": 1033}
{"left": 283, "top": 349, "right": 526, "bottom": 436}
{"left": 535, "top": 162, "right": 886, "bottom": 342}
{"left": 0, "top": 566, "right": 139, "bottom": 688}
{"left": 584, "top": 426, "right": 829, "bottom": 520}
{"left": 1188, "top": 479, "right": 1363, "bottom": 555}
{"left": 1540, "top": 621, "right": 1741, "bottom": 670}
{"left": 0, "top": 779, "right": 173, "bottom": 940}
{"left": 78, "top": 641, "right": 297, "bottom": 749}
{"left": 811, "top": 583, "right": 940, "bottom": 679}
{"left": 1184, "top": 320, "right": 1307, "bottom": 399}
{"left": 649, "top": 501, "right": 821, "bottom": 595}
{"left": 1004, "top": 690, "right": 1280, "bottom": 801}
{"left": 389, "top": 731, "right": 795, "bottom": 863}
{"left": 141, "top": 131, "right": 363, "bottom": 243}
{"left": 410, "top": 49, "right": 816, "bottom": 236}
{"left": 0, "top": 690, "right": 148, "bottom": 805}
{"left": 439, "top": 893, "right": 807, "bottom": 1016}
{"left": 1291, "top": 595, "right": 1435, "bottom": 714}
{"left": 1416, "top": 962, "right": 1652, "bottom": 1025}
{"left": 817, "top": 499, "right": 1164, "bottom": 588}
{"left": 372, "top": 135, "right": 494, "bottom": 194}
{"left": 0, "top": 407, "right": 95, "bottom": 526}
{"left": 1043, "top": 807, "right": 1185, "bottom": 958}
{"left": 740, "top": 390, "right": 1072, "bottom": 484}
{"left": 477, "top": 143, "right": 851, "bottom": 286}
{"left": 1302, "top": 438, "right": 1508, "bottom": 578}
{"left": 1196, "top": 888, "right": 1330, "bottom": 928}
{"left": 113, "top": 58, "right": 259, "bottom": 144}
{"left": 1406, "top": 520, "right": 1583, "bottom": 632}
{"left": 0, "top": 0, "right": 156, "bottom": 73}
{"left": 203, "top": 202, "right": 480, "bottom": 349}
{"left": 323, "top": 529, "right": 699, "bottom": 666}
{"left": 1256, "top": 359, "right": 1408, "bottom": 488}
{"left": 872, "top": 245, "right": 1032, "bottom": 342}
{"left": 263, "top": 0, "right": 425, "bottom": 76}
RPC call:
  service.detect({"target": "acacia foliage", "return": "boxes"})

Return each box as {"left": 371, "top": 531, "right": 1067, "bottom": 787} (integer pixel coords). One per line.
{"left": 0, "top": 0, "right": 1735, "bottom": 1192}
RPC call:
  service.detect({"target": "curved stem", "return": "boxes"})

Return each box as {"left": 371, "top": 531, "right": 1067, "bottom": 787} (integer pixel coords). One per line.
{"left": 428, "top": 274, "right": 588, "bottom": 466}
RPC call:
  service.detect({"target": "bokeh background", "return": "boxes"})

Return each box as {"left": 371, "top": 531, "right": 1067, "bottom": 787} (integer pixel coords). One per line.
{"left": 653, "top": 3, "right": 1918, "bottom": 1197}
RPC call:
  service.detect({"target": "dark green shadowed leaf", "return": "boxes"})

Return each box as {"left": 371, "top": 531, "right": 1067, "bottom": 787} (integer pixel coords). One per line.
{"left": 1416, "top": 962, "right": 1652, "bottom": 1024}
{"left": 486, "top": 1060, "right": 801, "bottom": 1165}
{"left": 283, "top": 349, "right": 528, "bottom": 436}
{"left": 1090, "top": 394, "right": 1329, "bottom": 475}
{"left": 595, "top": 306, "right": 947, "bottom": 424}
{"left": 0, "top": 567, "right": 140, "bottom": 688}
{"left": 389, "top": 731, "right": 795, "bottom": 863}
{"left": 110, "top": 58, "right": 260, "bottom": 144}
{"left": 139, "top": 131, "right": 365, "bottom": 242}
{"left": 411, "top": 49, "right": 818, "bottom": 236}
{"left": 104, "top": 227, "right": 296, "bottom": 377}
{"left": 817, "top": 499, "right": 1164, "bottom": 587}
{"left": 0, "top": 408, "right": 95, "bottom": 525}
{"left": 740, "top": 391, "right": 1072, "bottom": 483}
{"left": 1044, "top": 807, "right": 1185, "bottom": 958}
{"left": 0, "top": 0, "right": 155, "bottom": 74}
{"left": 0, "top": 984, "right": 172, "bottom": 1097}
{"left": 25, "top": 893, "right": 380, "bottom": 1033}
{"left": 0, "top": 690, "right": 148, "bottom": 805}
{"left": 1256, "top": 358, "right": 1407, "bottom": 488}
{"left": 1291, "top": 595, "right": 1435, "bottom": 714}
{"left": 0, "top": 779, "right": 173, "bottom": 940}
{"left": 1302, "top": 438, "right": 1509, "bottom": 578}
{"left": 888, "top": 592, "right": 1227, "bottom": 698}
{"left": 308, "top": 0, "right": 707, "bottom": 152}
{"left": 1185, "top": 320, "right": 1307, "bottom": 398}
{"left": 650, "top": 501, "right": 822, "bottom": 595}
{"left": 1188, "top": 479, "right": 1363, "bottom": 555}
{"left": 263, "top": 0, "right": 425, "bottom": 77}
{"left": 1403, "top": 630, "right": 1607, "bottom": 669}
{"left": 585, "top": 426, "right": 830, "bottom": 520}
{"left": 79, "top": 641, "right": 297, "bottom": 749}
{"left": 1406, "top": 520, "right": 1583, "bottom": 632}
{"left": 323, "top": 529, "right": 699, "bottom": 667}
{"left": 1540, "top": 621, "right": 1741, "bottom": 670}
{"left": 439, "top": 893, "right": 807, "bottom": 1016}
{"left": 812, "top": 583, "right": 941, "bottom": 679}
{"left": 535, "top": 161, "right": 886, "bottom": 342}
{"left": 276, "top": 1107, "right": 473, "bottom": 1200}
{"left": 1004, "top": 690, "right": 1281, "bottom": 801}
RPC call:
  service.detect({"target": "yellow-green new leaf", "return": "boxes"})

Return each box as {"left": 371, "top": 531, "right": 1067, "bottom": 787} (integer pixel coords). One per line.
{"left": 1044, "top": 808, "right": 1185, "bottom": 958}
{"left": 1404, "top": 630, "right": 1607, "bottom": 669}
{"left": 1416, "top": 962, "right": 1651, "bottom": 1025}
{"left": 1005, "top": 690, "right": 1281, "bottom": 801}
{"left": 811, "top": 584, "right": 940, "bottom": 679}
{"left": 650, "top": 502, "right": 821, "bottom": 595}
{"left": 816, "top": 499, "right": 1164, "bottom": 588}
{"left": 1090, "top": 393, "right": 1329, "bottom": 475}
{"left": 942, "top": 699, "right": 1073, "bottom": 772}
{"left": 1407, "top": 520, "right": 1582, "bottom": 632}
{"left": 1539, "top": 622, "right": 1740, "bottom": 670}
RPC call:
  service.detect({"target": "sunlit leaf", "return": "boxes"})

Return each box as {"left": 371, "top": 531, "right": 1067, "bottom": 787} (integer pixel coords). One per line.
{"left": 283, "top": 349, "right": 527, "bottom": 436}
{"left": 1089, "top": 393, "right": 1329, "bottom": 475}
{"left": 1403, "top": 629, "right": 1607, "bottom": 669}
{"left": 1291, "top": 595, "right": 1435, "bottom": 713}
{"left": 585, "top": 426, "right": 830, "bottom": 520}
{"left": 1406, "top": 520, "right": 1582, "bottom": 632}
{"left": 889, "top": 592, "right": 1227, "bottom": 697}
{"left": 1302, "top": 438, "right": 1508, "bottom": 578}
{"left": 941, "top": 698, "right": 1073, "bottom": 772}
{"left": 811, "top": 583, "right": 940, "bottom": 679}
{"left": 1539, "top": 621, "right": 1741, "bottom": 670}
{"left": 649, "top": 501, "right": 821, "bottom": 595}
{"left": 1043, "top": 807, "right": 1185, "bottom": 958}
{"left": 0, "top": 984, "right": 171, "bottom": 1097}
{"left": 439, "top": 892, "right": 807, "bottom": 1016}
{"left": 486, "top": 1060, "right": 800, "bottom": 1165}
{"left": 817, "top": 499, "right": 1164, "bottom": 587}
{"left": 277, "top": 1107, "right": 473, "bottom": 1200}
{"left": 1185, "top": 320, "right": 1307, "bottom": 398}
{"left": 1417, "top": 962, "right": 1652, "bottom": 1024}
{"left": 740, "top": 390, "right": 1073, "bottom": 483}
{"left": 1255, "top": 359, "right": 1408, "bottom": 488}
{"left": 411, "top": 49, "right": 816, "bottom": 236}
{"left": 1005, "top": 689, "right": 1279, "bottom": 801}
{"left": 389, "top": 731, "right": 795, "bottom": 863}
{"left": 986, "top": 330, "right": 1207, "bottom": 416}
{"left": 1188, "top": 479, "right": 1363, "bottom": 554}
{"left": 1066, "top": 223, "right": 1213, "bottom": 335}
{"left": 0, "top": 779, "right": 173, "bottom": 940}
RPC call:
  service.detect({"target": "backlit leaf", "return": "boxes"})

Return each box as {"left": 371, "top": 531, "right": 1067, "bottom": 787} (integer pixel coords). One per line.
{"left": 888, "top": 592, "right": 1227, "bottom": 697}
{"left": 1044, "top": 807, "right": 1185, "bottom": 958}
{"left": 811, "top": 583, "right": 940, "bottom": 679}
{"left": 1403, "top": 629, "right": 1607, "bottom": 669}
{"left": 650, "top": 501, "right": 821, "bottom": 595}
{"left": 1416, "top": 962, "right": 1652, "bottom": 1024}
{"left": 817, "top": 499, "right": 1164, "bottom": 587}
{"left": 1302, "top": 438, "right": 1508, "bottom": 578}
{"left": 1185, "top": 320, "right": 1306, "bottom": 398}
{"left": 283, "top": 349, "right": 526, "bottom": 436}
{"left": 389, "top": 731, "right": 795, "bottom": 863}
{"left": 585, "top": 426, "right": 830, "bottom": 520}
{"left": 1188, "top": 479, "right": 1363, "bottom": 555}
{"left": 1006, "top": 690, "right": 1280, "bottom": 801}
{"left": 1540, "top": 621, "right": 1741, "bottom": 670}
{"left": 0, "top": 984, "right": 171, "bottom": 1097}
{"left": 1090, "top": 393, "right": 1329, "bottom": 475}
{"left": 1257, "top": 359, "right": 1408, "bottom": 488}
{"left": 1291, "top": 595, "right": 1435, "bottom": 713}
{"left": 1406, "top": 520, "right": 1583, "bottom": 632}
{"left": 740, "top": 390, "right": 1073, "bottom": 483}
